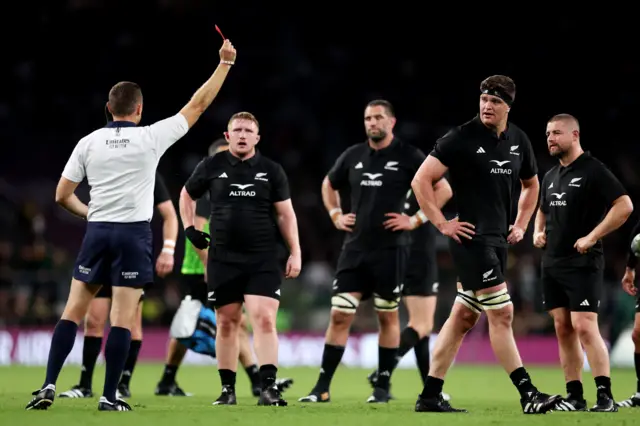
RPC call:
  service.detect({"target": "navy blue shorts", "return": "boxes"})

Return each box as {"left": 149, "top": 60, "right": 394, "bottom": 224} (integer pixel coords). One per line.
{"left": 73, "top": 221, "right": 153, "bottom": 288}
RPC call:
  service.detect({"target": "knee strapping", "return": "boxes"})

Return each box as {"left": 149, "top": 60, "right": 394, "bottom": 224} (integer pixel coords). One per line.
{"left": 331, "top": 293, "right": 359, "bottom": 314}
{"left": 455, "top": 288, "right": 512, "bottom": 312}
{"left": 374, "top": 294, "right": 400, "bottom": 312}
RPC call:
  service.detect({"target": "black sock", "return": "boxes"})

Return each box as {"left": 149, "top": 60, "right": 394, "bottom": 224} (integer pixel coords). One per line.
{"left": 102, "top": 327, "right": 131, "bottom": 402}
{"left": 376, "top": 346, "right": 398, "bottom": 391}
{"left": 566, "top": 380, "right": 583, "bottom": 400}
{"left": 245, "top": 364, "right": 260, "bottom": 387}
{"left": 119, "top": 339, "right": 142, "bottom": 386}
{"left": 394, "top": 327, "right": 420, "bottom": 367}
{"left": 219, "top": 369, "right": 236, "bottom": 388}
{"left": 79, "top": 336, "right": 102, "bottom": 389}
{"left": 420, "top": 375, "right": 444, "bottom": 399}
{"left": 635, "top": 352, "right": 640, "bottom": 393}
{"left": 594, "top": 375, "right": 613, "bottom": 398}
{"left": 160, "top": 364, "right": 178, "bottom": 385}
{"left": 509, "top": 367, "right": 536, "bottom": 398}
{"left": 315, "top": 344, "right": 345, "bottom": 392}
{"left": 414, "top": 336, "right": 431, "bottom": 386}
{"left": 259, "top": 364, "right": 277, "bottom": 390}
{"left": 43, "top": 319, "right": 78, "bottom": 388}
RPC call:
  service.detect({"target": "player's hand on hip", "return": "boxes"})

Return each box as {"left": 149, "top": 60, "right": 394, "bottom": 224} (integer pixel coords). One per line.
{"left": 155, "top": 252, "right": 174, "bottom": 277}
{"left": 285, "top": 252, "right": 302, "bottom": 279}
{"left": 437, "top": 217, "right": 475, "bottom": 244}
{"left": 507, "top": 225, "right": 525, "bottom": 245}
{"left": 185, "top": 226, "right": 211, "bottom": 250}
{"left": 574, "top": 234, "right": 596, "bottom": 254}
{"left": 622, "top": 268, "right": 637, "bottom": 296}
{"left": 533, "top": 231, "right": 546, "bottom": 249}
{"left": 334, "top": 213, "right": 356, "bottom": 232}
{"left": 219, "top": 39, "right": 236, "bottom": 64}
{"left": 383, "top": 212, "right": 414, "bottom": 231}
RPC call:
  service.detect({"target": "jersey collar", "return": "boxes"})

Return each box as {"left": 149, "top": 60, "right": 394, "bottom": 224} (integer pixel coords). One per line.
{"left": 368, "top": 137, "right": 400, "bottom": 155}
{"left": 105, "top": 121, "right": 137, "bottom": 128}
{"left": 473, "top": 115, "right": 510, "bottom": 141}
{"left": 226, "top": 149, "right": 261, "bottom": 166}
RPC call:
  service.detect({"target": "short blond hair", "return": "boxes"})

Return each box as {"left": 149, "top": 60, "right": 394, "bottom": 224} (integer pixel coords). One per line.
{"left": 228, "top": 111, "right": 259, "bottom": 130}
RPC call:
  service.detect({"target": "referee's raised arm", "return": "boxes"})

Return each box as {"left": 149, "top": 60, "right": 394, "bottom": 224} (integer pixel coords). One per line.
{"left": 179, "top": 39, "right": 237, "bottom": 129}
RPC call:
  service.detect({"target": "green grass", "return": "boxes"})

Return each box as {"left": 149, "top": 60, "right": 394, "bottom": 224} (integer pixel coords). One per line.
{"left": 1, "top": 364, "right": 638, "bottom": 425}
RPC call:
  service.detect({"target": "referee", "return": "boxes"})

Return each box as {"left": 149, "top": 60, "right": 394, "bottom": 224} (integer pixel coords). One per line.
{"left": 411, "top": 75, "right": 559, "bottom": 414}
{"left": 299, "top": 100, "right": 433, "bottom": 404}
{"left": 180, "top": 111, "right": 301, "bottom": 407}
{"left": 58, "top": 172, "right": 178, "bottom": 400}
{"left": 25, "top": 39, "right": 237, "bottom": 412}
{"left": 534, "top": 114, "right": 632, "bottom": 412}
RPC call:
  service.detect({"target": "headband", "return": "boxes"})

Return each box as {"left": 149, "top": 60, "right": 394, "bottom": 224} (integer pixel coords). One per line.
{"left": 481, "top": 88, "right": 513, "bottom": 106}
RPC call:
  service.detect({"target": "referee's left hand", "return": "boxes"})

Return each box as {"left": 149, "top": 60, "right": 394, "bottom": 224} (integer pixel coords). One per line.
{"left": 285, "top": 253, "right": 301, "bottom": 279}
{"left": 574, "top": 234, "right": 596, "bottom": 254}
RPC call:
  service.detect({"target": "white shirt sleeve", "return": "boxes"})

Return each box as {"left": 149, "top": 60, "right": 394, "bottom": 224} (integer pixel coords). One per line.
{"left": 61, "top": 140, "right": 86, "bottom": 183}
{"left": 146, "top": 113, "right": 190, "bottom": 157}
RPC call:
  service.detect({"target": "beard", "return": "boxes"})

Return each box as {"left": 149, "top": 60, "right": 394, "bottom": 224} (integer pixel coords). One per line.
{"left": 368, "top": 129, "right": 387, "bottom": 142}
{"left": 549, "top": 145, "right": 567, "bottom": 158}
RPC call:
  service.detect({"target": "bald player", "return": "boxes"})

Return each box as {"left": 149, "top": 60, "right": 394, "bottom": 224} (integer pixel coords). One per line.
{"left": 533, "top": 113, "right": 633, "bottom": 412}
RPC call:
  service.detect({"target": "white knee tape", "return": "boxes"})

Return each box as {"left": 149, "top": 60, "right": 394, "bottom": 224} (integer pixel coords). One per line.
{"left": 374, "top": 294, "right": 400, "bottom": 312}
{"left": 331, "top": 293, "right": 359, "bottom": 314}
{"left": 477, "top": 288, "right": 512, "bottom": 310}
{"left": 455, "top": 290, "right": 484, "bottom": 313}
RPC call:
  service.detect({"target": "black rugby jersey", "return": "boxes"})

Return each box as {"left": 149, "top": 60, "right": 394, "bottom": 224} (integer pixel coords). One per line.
{"left": 184, "top": 150, "right": 290, "bottom": 262}
{"left": 540, "top": 152, "right": 627, "bottom": 265}
{"left": 327, "top": 138, "right": 425, "bottom": 250}
{"left": 430, "top": 116, "right": 537, "bottom": 247}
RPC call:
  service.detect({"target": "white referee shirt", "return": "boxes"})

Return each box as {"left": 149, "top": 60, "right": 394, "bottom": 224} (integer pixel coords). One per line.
{"left": 62, "top": 113, "right": 189, "bottom": 222}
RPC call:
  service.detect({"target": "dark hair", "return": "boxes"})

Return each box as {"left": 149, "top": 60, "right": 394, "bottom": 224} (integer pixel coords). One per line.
{"left": 108, "top": 81, "right": 142, "bottom": 116}
{"left": 228, "top": 111, "right": 260, "bottom": 130}
{"left": 209, "top": 138, "right": 229, "bottom": 156}
{"left": 366, "top": 99, "right": 395, "bottom": 117}
{"left": 548, "top": 113, "right": 580, "bottom": 130}
{"left": 480, "top": 75, "right": 516, "bottom": 104}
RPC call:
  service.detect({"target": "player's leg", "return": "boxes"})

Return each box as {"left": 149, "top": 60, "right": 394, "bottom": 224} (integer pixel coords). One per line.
{"left": 156, "top": 274, "right": 203, "bottom": 396}
{"left": 404, "top": 295, "right": 436, "bottom": 382}
{"left": 299, "top": 251, "right": 364, "bottom": 403}
{"left": 243, "top": 259, "right": 290, "bottom": 406}
{"left": 117, "top": 295, "right": 144, "bottom": 398}
{"left": 478, "top": 247, "right": 560, "bottom": 414}
{"left": 542, "top": 267, "right": 586, "bottom": 411}
{"left": 26, "top": 222, "right": 109, "bottom": 410}
{"left": 58, "top": 293, "right": 110, "bottom": 398}
{"left": 566, "top": 266, "right": 616, "bottom": 412}
{"left": 237, "top": 312, "right": 262, "bottom": 396}
{"left": 209, "top": 261, "right": 244, "bottom": 405}
{"left": 618, "top": 309, "right": 640, "bottom": 407}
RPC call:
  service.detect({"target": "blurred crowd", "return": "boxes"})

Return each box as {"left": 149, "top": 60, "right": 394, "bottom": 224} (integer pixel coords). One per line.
{"left": 1, "top": 2, "right": 639, "bottom": 347}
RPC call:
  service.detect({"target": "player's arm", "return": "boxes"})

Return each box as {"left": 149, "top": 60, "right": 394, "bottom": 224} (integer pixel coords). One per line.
{"left": 181, "top": 160, "right": 212, "bottom": 250}
{"left": 412, "top": 156, "right": 449, "bottom": 228}
{"left": 575, "top": 165, "right": 633, "bottom": 254}
{"left": 272, "top": 164, "right": 301, "bottom": 278}
{"left": 623, "top": 218, "right": 640, "bottom": 296}
{"left": 323, "top": 149, "right": 355, "bottom": 231}
{"left": 194, "top": 214, "right": 209, "bottom": 266}
{"left": 585, "top": 195, "right": 633, "bottom": 243}
{"left": 55, "top": 177, "right": 88, "bottom": 219}
{"left": 512, "top": 175, "right": 540, "bottom": 233}
{"left": 397, "top": 178, "right": 452, "bottom": 231}
{"left": 179, "top": 40, "right": 236, "bottom": 129}
{"left": 533, "top": 208, "right": 546, "bottom": 248}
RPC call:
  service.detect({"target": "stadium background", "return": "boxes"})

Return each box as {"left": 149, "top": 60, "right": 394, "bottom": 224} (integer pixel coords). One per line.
{"left": 0, "top": 1, "right": 638, "bottom": 368}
